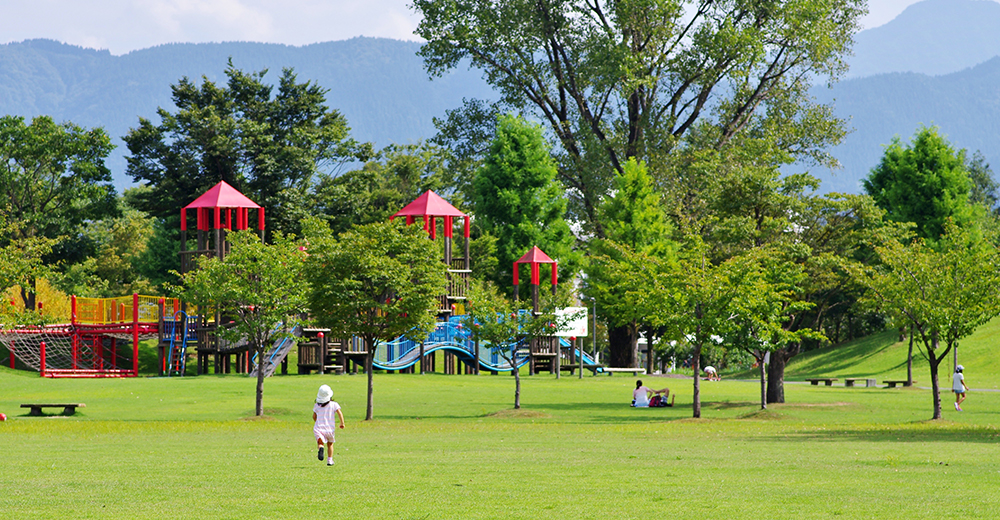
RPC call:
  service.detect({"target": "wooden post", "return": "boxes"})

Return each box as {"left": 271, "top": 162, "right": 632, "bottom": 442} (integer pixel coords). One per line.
{"left": 132, "top": 293, "right": 140, "bottom": 377}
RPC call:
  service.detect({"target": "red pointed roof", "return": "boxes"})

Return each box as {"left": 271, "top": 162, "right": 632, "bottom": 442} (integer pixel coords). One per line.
{"left": 392, "top": 190, "right": 467, "bottom": 218}
{"left": 184, "top": 181, "right": 261, "bottom": 209}
{"left": 516, "top": 246, "right": 555, "bottom": 264}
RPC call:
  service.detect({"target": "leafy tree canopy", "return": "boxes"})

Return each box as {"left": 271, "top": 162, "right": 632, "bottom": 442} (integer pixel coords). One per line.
{"left": 124, "top": 60, "right": 373, "bottom": 238}
{"left": 0, "top": 115, "right": 116, "bottom": 308}
{"left": 312, "top": 142, "right": 448, "bottom": 235}
{"left": 852, "top": 223, "right": 1000, "bottom": 419}
{"left": 304, "top": 219, "right": 447, "bottom": 420}
{"left": 863, "top": 125, "right": 976, "bottom": 241}
{"left": 181, "top": 229, "right": 309, "bottom": 416}
{"left": 415, "top": 0, "right": 863, "bottom": 234}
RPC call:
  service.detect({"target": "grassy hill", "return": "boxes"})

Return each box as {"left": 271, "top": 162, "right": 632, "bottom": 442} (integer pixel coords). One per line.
{"left": 777, "top": 318, "right": 1000, "bottom": 389}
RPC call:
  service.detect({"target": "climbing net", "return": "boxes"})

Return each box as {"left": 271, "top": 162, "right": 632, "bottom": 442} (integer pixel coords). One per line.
{"left": 0, "top": 325, "right": 157, "bottom": 377}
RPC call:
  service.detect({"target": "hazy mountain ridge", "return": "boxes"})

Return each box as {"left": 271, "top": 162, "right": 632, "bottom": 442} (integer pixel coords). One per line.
{"left": 815, "top": 57, "right": 1000, "bottom": 193}
{"left": 3, "top": 0, "right": 1000, "bottom": 196}
{"left": 0, "top": 37, "right": 494, "bottom": 188}
{"left": 849, "top": 0, "right": 1000, "bottom": 78}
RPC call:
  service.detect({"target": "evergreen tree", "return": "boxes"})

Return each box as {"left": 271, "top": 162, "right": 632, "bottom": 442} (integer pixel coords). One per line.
{"left": 586, "top": 158, "right": 675, "bottom": 367}
{"left": 473, "top": 115, "right": 576, "bottom": 293}
{"left": 864, "top": 126, "right": 975, "bottom": 241}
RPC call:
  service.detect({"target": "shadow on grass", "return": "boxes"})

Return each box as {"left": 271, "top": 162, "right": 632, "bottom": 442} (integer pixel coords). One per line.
{"left": 759, "top": 424, "right": 1000, "bottom": 443}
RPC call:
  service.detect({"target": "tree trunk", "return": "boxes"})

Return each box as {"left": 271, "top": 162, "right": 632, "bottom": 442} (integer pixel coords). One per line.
{"left": 907, "top": 325, "right": 914, "bottom": 386}
{"left": 255, "top": 344, "right": 265, "bottom": 416}
{"left": 608, "top": 324, "right": 635, "bottom": 368}
{"left": 766, "top": 349, "right": 788, "bottom": 404}
{"left": 692, "top": 341, "right": 702, "bottom": 418}
{"left": 514, "top": 360, "right": 521, "bottom": 409}
{"left": 759, "top": 354, "right": 767, "bottom": 410}
{"left": 365, "top": 339, "right": 375, "bottom": 421}
{"left": 20, "top": 278, "right": 37, "bottom": 310}
{"left": 930, "top": 331, "right": 943, "bottom": 420}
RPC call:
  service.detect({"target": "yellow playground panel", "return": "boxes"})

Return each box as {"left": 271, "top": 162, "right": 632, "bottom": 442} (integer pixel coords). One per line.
{"left": 73, "top": 295, "right": 179, "bottom": 325}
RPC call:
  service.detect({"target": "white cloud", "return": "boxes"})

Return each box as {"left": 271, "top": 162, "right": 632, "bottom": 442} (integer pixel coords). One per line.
{"left": 0, "top": 0, "right": 420, "bottom": 55}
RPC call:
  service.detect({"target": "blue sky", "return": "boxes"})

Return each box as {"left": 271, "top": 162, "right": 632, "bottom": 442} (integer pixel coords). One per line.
{"left": 0, "top": 0, "right": 955, "bottom": 55}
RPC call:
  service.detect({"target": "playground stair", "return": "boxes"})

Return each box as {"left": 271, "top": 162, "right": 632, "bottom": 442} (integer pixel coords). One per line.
{"left": 162, "top": 312, "right": 191, "bottom": 376}
{"left": 249, "top": 326, "right": 303, "bottom": 378}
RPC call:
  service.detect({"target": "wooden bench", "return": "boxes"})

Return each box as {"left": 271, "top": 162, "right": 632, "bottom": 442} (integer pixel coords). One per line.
{"left": 21, "top": 403, "right": 85, "bottom": 416}
{"left": 844, "top": 378, "right": 877, "bottom": 388}
{"left": 883, "top": 380, "right": 915, "bottom": 388}
{"left": 805, "top": 378, "right": 838, "bottom": 386}
{"left": 602, "top": 367, "right": 646, "bottom": 376}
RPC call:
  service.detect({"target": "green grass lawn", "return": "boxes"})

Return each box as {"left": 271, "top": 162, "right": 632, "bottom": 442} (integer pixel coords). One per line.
{"left": 2, "top": 364, "right": 999, "bottom": 519}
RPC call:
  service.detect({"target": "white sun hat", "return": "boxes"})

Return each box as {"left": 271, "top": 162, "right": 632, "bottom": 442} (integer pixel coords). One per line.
{"left": 316, "top": 384, "right": 333, "bottom": 403}
{"left": 956, "top": 365, "right": 964, "bottom": 372}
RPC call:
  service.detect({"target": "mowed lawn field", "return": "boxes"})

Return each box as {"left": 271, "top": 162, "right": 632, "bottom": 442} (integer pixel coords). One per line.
{"left": 2, "top": 361, "right": 1000, "bottom": 520}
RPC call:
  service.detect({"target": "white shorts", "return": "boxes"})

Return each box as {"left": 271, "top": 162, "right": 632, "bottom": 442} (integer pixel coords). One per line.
{"left": 314, "top": 428, "right": 336, "bottom": 443}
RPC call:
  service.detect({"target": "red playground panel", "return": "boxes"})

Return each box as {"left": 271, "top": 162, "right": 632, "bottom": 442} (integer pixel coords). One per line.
{"left": 1, "top": 294, "right": 176, "bottom": 378}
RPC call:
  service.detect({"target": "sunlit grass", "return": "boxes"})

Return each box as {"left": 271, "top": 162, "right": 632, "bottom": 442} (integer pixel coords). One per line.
{"left": 2, "top": 367, "right": 998, "bottom": 519}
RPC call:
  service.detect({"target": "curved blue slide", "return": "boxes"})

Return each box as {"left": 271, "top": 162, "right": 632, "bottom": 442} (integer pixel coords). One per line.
{"left": 370, "top": 316, "right": 602, "bottom": 373}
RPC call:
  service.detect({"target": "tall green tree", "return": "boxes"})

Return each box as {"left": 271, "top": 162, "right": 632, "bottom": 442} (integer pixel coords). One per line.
{"left": 305, "top": 220, "right": 446, "bottom": 421}
{"left": 181, "top": 230, "right": 309, "bottom": 417}
{"left": 464, "top": 281, "right": 560, "bottom": 409}
{"left": 474, "top": 115, "right": 576, "bottom": 292}
{"left": 0, "top": 115, "right": 116, "bottom": 309}
{"left": 656, "top": 244, "right": 777, "bottom": 418}
{"left": 670, "top": 139, "right": 888, "bottom": 403}
{"left": 863, "top": 126, "right": 975, "bottom": 241}
{"left": 586, "top": 158, "right": 675, "bottom": 367}
{"left": 852, "top": 224, "right": 1000, "bottom": 419}
{"left": 415, "top": 0, "right": 863, "bottom": 234}
{"left": 124, "top": 61, "right": 371, "bottom": 249}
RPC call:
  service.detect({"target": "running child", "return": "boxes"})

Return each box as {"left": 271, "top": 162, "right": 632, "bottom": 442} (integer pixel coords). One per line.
{"left": 313, "top": 384, "right": 345, "bottom": 466}
{"left": 953, "top": 365, "right": 970, "bottom": 411}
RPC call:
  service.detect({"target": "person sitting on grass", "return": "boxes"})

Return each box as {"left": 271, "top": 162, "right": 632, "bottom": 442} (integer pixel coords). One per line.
{"left": 704, "top": 366, "right": 721, "bottom": 381}
{"left": 953, "top": 365, "right": 970, "bottom": 411}
{"left": 313, "top": 384, "right": 345, "bottom": 466}
{"left": 632, "top": 380, "right": 669, "bottom": 407}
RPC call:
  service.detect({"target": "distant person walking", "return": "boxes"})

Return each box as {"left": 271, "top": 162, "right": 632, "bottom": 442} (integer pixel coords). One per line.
{"left": 313, "top": 384, "right": 345, "bottom": 465}
{"left": 953, "top": 365, "right": 969, "bottom": 411}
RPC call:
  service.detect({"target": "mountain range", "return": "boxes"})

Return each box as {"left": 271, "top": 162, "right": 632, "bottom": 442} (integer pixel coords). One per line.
{"left": 0, "top": 37, "right": 493, "bottom": 189}
{"left": 1, "top": 0, "right": 999, "bottom": 194}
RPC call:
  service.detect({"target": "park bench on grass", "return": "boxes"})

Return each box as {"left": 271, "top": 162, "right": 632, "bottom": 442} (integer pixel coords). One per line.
{"left": 21, "top": 403, "right": 85, "bottom": 416}
{"left": 844, "top": 378, "right": 877, "bottom": 388}
{"left": 602, "top": 367, "right": 646, "bottom": 376}
{"left": 882, "top": 380, "right": 915, "bottom": 388}
{"left": 805, "top": 378, "right": 838, "bottom": 386}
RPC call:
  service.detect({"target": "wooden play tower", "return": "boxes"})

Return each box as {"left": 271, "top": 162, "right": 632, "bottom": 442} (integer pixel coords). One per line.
{"left": 167, "top": 181, "right": 329, "bottom": 376}
{"left": 513, "top": 246, "right": 561, "bottom": 375}
{"left": 390, "top": 190, "right": 472, "bottom": 315}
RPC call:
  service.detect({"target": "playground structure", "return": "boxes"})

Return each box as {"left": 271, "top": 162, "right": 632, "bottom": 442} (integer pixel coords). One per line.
{"left": 2, "top": 185, "right": 599, "bottom": 378}
{"left": 1, "top": 294, "right": 176, "bottom": 378}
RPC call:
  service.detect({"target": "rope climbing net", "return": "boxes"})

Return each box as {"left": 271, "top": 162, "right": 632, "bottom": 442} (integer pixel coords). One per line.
{"left": 0, "top": 325, "right": 158, "bottom": 378}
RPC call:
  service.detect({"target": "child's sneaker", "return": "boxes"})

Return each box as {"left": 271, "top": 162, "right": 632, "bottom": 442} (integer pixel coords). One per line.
{"left": 327, "top": 459, "right": 335, "bottom": 466}
{"left": 957, "top": 405, "right": 963, "bottom": 412}
{"left": 318, "top": 447, "right": 324, "bottom": 461}
{"left": 955, "top": 402, "right": 960, "bottom": 411}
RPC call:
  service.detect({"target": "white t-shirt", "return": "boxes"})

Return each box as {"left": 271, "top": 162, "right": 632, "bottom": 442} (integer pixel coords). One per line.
{"left": 313, "top": 401, "right": 341, "bottom": 430}
{"left": 705, "top": 366, "right": 717, "bottom": 375}
{"left": 953, "top": 372, "right": 965, "bottom": 393}
{"left": 633, "top": 387, "right": 651, "bottom": 407}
